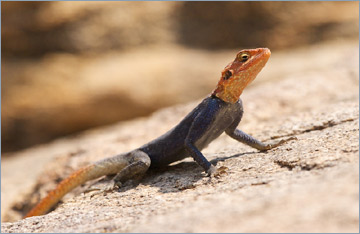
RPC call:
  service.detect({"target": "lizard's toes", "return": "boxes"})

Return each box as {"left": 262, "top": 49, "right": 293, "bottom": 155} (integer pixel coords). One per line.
{"left": 87, "top": 181, "right": 121, "bottom": 198}
{"left": 208, "top": 165, "right": 228, "bottom": 178}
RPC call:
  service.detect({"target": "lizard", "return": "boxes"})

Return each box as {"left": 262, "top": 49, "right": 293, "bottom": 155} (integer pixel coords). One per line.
{"left": 25, "top": 47, "right": 294, "bottom": 218}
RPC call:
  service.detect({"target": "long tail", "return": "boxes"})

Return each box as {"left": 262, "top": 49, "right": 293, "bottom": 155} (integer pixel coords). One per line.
{"left": 24, "top": 154, "right": 129, "bottom": 218}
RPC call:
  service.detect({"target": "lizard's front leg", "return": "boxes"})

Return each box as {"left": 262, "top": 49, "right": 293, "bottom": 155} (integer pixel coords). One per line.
{"left": 225, "top": 128, "right": 296, "bottom": 151}
{"left": 184, "top": 140, "right": 213, "bottom": 174}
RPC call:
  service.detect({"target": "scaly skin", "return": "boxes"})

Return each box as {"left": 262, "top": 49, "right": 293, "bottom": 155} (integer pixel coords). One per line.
{"left": 25, "top": 48, "right": 295, "bottom": 218}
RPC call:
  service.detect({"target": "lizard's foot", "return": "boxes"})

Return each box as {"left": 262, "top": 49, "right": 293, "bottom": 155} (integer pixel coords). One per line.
{"left": 87, "top": 181, "right": 122, "bottom": 198}
{"left": 207, "top": 165, "right": 216, "bottom": 176}
{"left": 207, "top": 165, "right": 228, "bottom": 178}
{"left": 262, "top": 136, "right": 297, "bottom": 151}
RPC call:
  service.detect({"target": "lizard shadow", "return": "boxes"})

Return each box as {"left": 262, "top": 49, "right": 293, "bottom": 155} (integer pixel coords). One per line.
{"left": 133, "top": 150, "right": 258, "bottom": 194}
{"left": 90, "top": 150, "right": 259, "bottom": 196}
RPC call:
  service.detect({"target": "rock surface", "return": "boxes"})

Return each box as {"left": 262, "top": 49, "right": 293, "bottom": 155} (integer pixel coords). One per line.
{"left": 1, "top": 40, "right": 359, "bottom": 232}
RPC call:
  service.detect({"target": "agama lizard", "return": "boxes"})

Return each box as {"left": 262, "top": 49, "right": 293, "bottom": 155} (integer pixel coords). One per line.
{"left": 25, "top": 48, "right": 293, "bottom": 218}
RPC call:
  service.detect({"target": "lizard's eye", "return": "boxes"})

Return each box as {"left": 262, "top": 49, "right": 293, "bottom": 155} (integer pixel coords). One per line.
{"left": 223, "top": 70, "right": 232, "bottom": 80}
{"left": 238, "top": 53, "right": 250, "bottom": 62}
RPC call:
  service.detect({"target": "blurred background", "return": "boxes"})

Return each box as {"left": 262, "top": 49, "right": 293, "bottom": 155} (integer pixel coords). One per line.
{"left": 2, "top": 1, "right": 358, "bottom": 154}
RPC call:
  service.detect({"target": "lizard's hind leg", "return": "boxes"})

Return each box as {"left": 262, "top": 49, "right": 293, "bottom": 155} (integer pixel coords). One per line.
{"left": 112, "top": 150, "right": 151, "bottom": 188}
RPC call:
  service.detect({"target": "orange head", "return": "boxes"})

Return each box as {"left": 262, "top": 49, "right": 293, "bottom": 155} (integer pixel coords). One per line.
{"left": 212, "top": 48, "right": 271, "bottom": 103}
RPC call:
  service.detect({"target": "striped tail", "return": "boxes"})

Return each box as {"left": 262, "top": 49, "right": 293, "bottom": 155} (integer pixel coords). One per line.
{"left": 24, "top": 165, "right": 98, "bottom": 218}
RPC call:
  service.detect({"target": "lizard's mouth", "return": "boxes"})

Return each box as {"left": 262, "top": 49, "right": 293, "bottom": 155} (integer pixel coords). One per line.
{"left": 212, "top": 48, "right": 271, "bottom": 103}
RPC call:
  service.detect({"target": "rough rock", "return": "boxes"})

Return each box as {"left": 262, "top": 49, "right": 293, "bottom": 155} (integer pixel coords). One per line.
{"left": 1, "top": 40, "right": 358, "bottom": 232}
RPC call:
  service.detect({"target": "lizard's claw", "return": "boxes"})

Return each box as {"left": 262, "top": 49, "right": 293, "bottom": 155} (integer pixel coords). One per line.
{"left": 207, "top": 165, "right": 228, "bottom": 178}
{"left": 86, "top": 180, "right": 122, "bottom": 198}
{"left": 263, "top": 136, "right": 297, "bottom": 151}
{"left": 207, "top": 165, "right": 217, "bottom": 176}
{"left": 112, "top": 180, "right": 123, "bottom": 190}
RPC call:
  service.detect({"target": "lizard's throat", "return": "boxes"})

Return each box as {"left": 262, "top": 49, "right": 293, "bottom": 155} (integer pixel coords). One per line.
{"left": 212, "top": 74, "right": 255, "bottom": 103}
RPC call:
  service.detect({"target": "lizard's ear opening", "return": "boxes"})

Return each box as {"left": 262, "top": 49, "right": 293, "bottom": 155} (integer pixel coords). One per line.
{"left": 223, "top": 70, "right": 233, "bottom": 80}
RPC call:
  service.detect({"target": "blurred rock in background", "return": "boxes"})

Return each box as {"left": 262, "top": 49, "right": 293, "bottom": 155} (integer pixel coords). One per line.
{"left": 2, "top": 1, "right": 358, "bottom": 153}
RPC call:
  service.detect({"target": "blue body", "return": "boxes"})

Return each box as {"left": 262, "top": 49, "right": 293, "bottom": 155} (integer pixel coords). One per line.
{"left": 139, "top": 96, "right": 244, "bottom": 170}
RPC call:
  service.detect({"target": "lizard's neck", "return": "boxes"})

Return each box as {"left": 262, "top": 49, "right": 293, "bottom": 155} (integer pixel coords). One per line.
{"left": 211, "top": 80, "right": 244, "bottom": 103}
{"left": 210, "top": 94, "right": 237, "bottom": 105}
